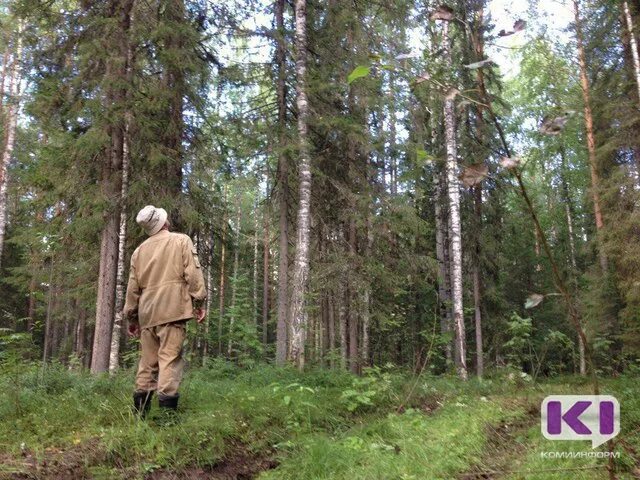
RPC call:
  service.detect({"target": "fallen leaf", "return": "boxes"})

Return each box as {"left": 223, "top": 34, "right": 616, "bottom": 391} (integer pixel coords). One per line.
{"left": 500, "top": 156, "right": 521, "bottom": 169}
{"left": 525, "top": 293, "right": 544, "bottom": 309}
{"left": 429, "top": 4, "right": 455, "bottom": 21}
{"left": 459, "top": 163, "right": 489, "bottom": 187}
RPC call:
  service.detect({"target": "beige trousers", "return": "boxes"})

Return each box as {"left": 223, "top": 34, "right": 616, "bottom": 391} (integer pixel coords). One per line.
{"left": 135, "top": 320, "right": 186, "bottom": 397}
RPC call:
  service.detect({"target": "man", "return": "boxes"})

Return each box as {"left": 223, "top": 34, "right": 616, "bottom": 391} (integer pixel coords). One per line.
{"left": 123, "top": 205, "right": 207, "bottom": 419}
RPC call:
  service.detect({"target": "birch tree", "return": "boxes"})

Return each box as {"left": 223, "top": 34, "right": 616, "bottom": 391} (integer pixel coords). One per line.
{"left": 288, "top": 0, "right": 311, "bottom": 370}
{"left": 441, "top": 19, "right": 467, "bottom": 380}
{"left": 623, "top": 1, "right": 640, "bottom": 104}
{"left": 109, "top": 13, "right": 135, "bottom": 372}
{"left": 0, "top": 22, "right": 22, "bottom": 267}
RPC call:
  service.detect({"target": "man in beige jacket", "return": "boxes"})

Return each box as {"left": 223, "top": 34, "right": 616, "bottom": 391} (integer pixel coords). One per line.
{"left": 123, "top": 205, "right": 207, "bottom": 418}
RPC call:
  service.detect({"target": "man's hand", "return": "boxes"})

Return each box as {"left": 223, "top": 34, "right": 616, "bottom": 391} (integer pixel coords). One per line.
{"left": 194, "top": 308, "right": 207, "bottom": 323}
{"left": 128, "top": 322, "right": 141, "bottom": 338}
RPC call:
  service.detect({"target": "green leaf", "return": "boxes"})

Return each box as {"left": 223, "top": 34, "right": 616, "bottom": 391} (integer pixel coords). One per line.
{"left": 348, "top": 65, "right": 371, "bottom": 84}
{"left": 283, "top": 395, "right": 291, "bottom": 406}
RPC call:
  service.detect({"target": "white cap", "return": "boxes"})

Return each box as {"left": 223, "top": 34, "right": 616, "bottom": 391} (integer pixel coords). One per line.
{"left": 136, "top": 205, "right": 168, "bottom": 236}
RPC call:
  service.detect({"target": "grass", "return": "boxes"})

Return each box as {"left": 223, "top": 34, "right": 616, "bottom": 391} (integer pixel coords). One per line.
{"left": 0, "top": 359, "right": 638, "bottom": 479}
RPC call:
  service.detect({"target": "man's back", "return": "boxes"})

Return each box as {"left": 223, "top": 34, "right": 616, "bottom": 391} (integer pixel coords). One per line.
{"left": 124, "top": 229, "right": 206, "bottom": 329}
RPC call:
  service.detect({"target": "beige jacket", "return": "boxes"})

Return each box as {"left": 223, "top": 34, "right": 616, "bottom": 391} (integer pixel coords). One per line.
{"left": 123, "top": 229, "right": 206, "bottom": 329}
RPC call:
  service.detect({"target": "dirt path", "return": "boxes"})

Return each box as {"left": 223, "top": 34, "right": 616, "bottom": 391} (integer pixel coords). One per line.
{"left": 0, "top": 440, "right": 277, "bottom": 480}
{"left": 458, "top": 402, "right": 540, "bottom": 480}
{"left": 146, "top": 443, "right": 277, "bottom": 480}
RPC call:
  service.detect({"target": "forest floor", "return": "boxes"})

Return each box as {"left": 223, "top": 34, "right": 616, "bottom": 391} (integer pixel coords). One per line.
{"left": 0, "top": 361, "right": 638, "bottom": 480}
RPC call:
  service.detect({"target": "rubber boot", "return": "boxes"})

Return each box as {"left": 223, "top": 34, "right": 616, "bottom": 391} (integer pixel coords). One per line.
{"left": 133, "top": 390, "right": 153, "bottom": 419}
{"left": 156, "top": 394, "right": 179, "bottom": 425}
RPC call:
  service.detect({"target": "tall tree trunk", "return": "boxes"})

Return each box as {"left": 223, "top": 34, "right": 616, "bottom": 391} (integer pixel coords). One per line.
{"left": 0, "top": 25, "right": 22, "bottom": 268}
{"left": 472, "top": 186, "right": 483, "bottom": 377}
{"left": 91, "top": 0, "right": 134, "bottom": 373}
{"left": 321, "top": 291, "right": 329, "bottom": 365}
{"left": 442, "top": 20, "right": 467, "bottom": 380}
{"left": 252, "top": 197, "right": 260, "bottom": 329}
{"left": 42, "top": 261, "right": 54, "bottom": 363}
{"left": 560, "top": 149, "right": 586, "bottom": 376}
{"left": 262, "top": 184, "right": 270, "bottom": 345}
{"left": 338, "top": 284, "right": 347, "bottom": 369}
{"left": 289, "top": 0, "right": 311, "bottom": 370}
{"left": 227, "top": 191, "right": 241, "bottom": 357}
{"left": 388, "top": 74, "right": 397, "bottom": 195}
{"left": 347, "top": 219, "right": 358, "bottom": 373}
{"left": 471, "top": 3, "right": 486, "bottom": 377}
{"left": 108, "top": 115, "right": 131, "bottom": 374}
{"left": 109, "top": 22, "right": 135, "bottom": 373}
{"left": 623, "top": 1, "right": 640, "bottom": 104}
{"left": 203, "top": 232, "right": 213, "bottom": 362}
{"left": 218, "top": 186, "right": 228, "bottom": 356}
{"left": 275, "top": 0, "right": 289, "bottom": 365}
{"left": 434, "top": 171, "right": 453, "bottom": 365}
{"left": 573, "top": 0, "right": 608, "bottom": 273}
{"left": 75, "top": 307, "right": 86, "bottom": 366}
{"left": 328, "top": 291, "right": 336, "bottom": 368}
{"left": 360, "top": 214, "right": 372, "bottom": 368}
{"left": 0, "top": 48, "right": 9, "bottom": 111}
{"left": 27, "top": 275, "right": 37, "bottom": 332}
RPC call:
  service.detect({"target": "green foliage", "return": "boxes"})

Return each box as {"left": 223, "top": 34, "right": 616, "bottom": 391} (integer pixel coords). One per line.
{"left": 347, "top": 65, "right": 371, "bottom": 84}
{"left": 340, "top": 366, "right": 394, "bottom": 412}
{"left": 1, "top": 359, "right": 639, "bottom": 479}
{"left": 503, "top": 312, "right": 533, "bottom": 368}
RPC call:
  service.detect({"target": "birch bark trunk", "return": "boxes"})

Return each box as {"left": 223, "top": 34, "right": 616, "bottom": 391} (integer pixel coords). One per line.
{"left": 623, "top": 1, "right": 640, "bottom": 104}
{"left": 0, "top": 25, "right": 22, "bottom": 267}
{"left": 289, "top": 0, "right": 311, "bottom": 370}
{"left": 109, "top": 20, "right": 135, "bottom": 372}
{"left": 442, "top": 20, "right": 467, "bottom": 380}
{"left": 108, "top": 113, "right": 131, "bottom": 373}
{"left": 0, "top": 48, "right": 9, "bottom": 111}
